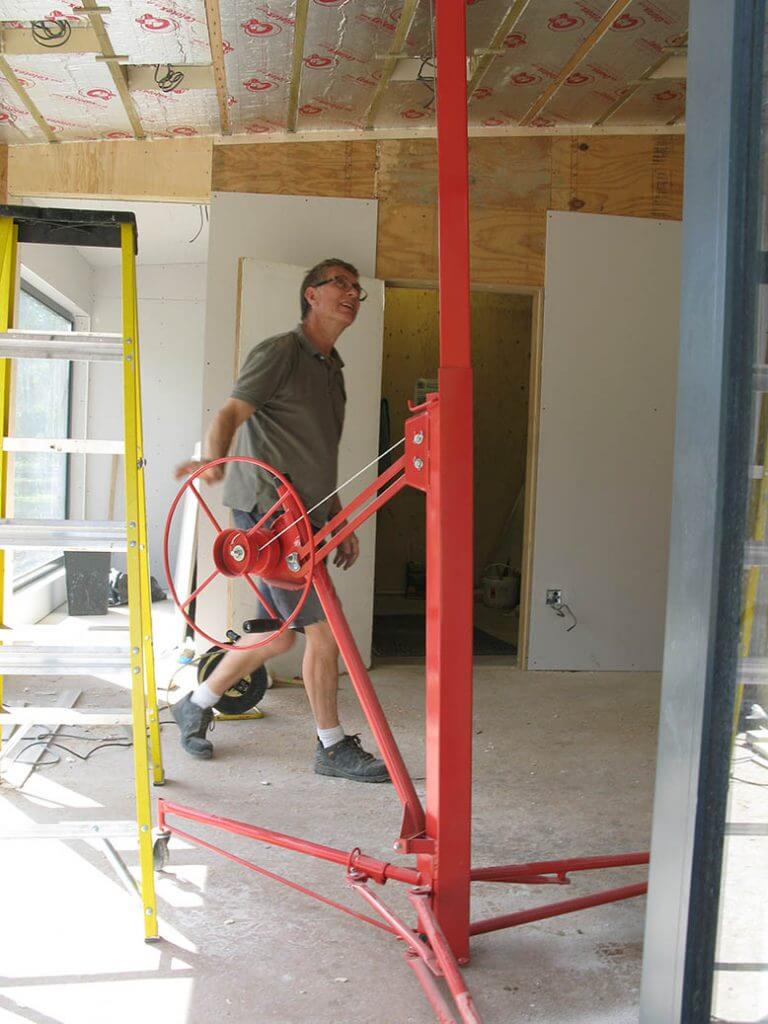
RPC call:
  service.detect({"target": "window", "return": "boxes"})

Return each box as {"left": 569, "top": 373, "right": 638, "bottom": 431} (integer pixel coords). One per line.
{"left": 12, "top": 286, "right": 73, "bottom": 583}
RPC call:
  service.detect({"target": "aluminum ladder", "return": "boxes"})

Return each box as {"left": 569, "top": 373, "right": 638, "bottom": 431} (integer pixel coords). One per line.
{"left": 0, "top": 205, "right": 164, "bottom": 941}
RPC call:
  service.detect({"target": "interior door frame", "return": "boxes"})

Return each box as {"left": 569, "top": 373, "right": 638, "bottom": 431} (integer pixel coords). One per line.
{"left": 383, "top": 278, "right": 544, "bottom": 668}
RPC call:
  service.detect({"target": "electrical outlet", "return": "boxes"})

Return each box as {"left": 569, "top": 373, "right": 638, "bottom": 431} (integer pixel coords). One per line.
{"left": 546, "top": 588, "right": 563, "bottom": 607}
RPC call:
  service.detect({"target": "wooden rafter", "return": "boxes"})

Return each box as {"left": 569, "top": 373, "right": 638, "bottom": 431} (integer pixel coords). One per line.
{"left": 467, "top": 0, "right": 532, "bottom": 99}
{"left": 77, "top": 0, "right": 145, "bottom": 140}
{"left": 287, "top": 0, "right": 310, "bottom": 133}
{"left": 363, "top": 0, "right": 420, "bottom": 130}
{"left": 203, "top": 0, "right": 231, "bottom": 136}
{"left": 519, "top": 0, "right": 634, "bottom": 127}
{"left": 0, "top": 55, "right": 57, "bottom": 143}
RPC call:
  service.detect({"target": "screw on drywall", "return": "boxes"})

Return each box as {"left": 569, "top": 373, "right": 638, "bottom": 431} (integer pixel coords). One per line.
{"left": 413, "top": 457, "right": 424, "bottom": 471}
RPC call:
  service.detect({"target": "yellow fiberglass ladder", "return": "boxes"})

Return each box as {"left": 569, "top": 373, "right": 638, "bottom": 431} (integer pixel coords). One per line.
{"left": 0, "top": 205, "right": 164, "bottom": 941}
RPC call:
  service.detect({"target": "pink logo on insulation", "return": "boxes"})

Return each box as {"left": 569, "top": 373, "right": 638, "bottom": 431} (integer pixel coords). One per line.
{"left": 654, "top": 89, "right": 681, "bottom": 101}
{"left": 303, "top": 54, "right": 335, "bottom": 69}
{"left": 136, "top": 13, "right": 175, "bottom": 32}
{"left": 548, "top": 13, "right": 584, "bottom": 31}
{"left": 106, "top": 131, "right": 131, "bottom": 139}
{"left": 611, "top": 12, "right": 644, "bottom": 30}
{"left": 530, "top": 115, "right": 554, "bottom": 127}
{"left": 504, "top": 32, "right": 527, "bottom": 48}
{"left": 482, "top": 118, "right": 505, "bottom": 127}
{"left": 244, "top": 78, "right": 273, "bottom": 91}
{"left": 222, "top": 40, "right": 234, "bottom": 54}
{"left": 241, "top": 19, "right": 280, "bottom": 36}
{"left": 86, "top": 88, "right": 115, "bottom": 101}
{"left": 172, "top": 126, "right": 197, "bottom": 135}
{"left": 473, "top": 87, "right": 492, "bottom": 100}
{"left": 401, "top": 108, "right": 426, "bottom": 119}
{"left": 510, "top": 71, "right": 538, "bottom": 85}
{"left": 0, "top": 111, "right": 15, "bottom": 123}
{"left": 566, "top": 71, "right": 591, "bottom": 85}
{"left": 300, "top": 104, "right": 322, "bottom": 115}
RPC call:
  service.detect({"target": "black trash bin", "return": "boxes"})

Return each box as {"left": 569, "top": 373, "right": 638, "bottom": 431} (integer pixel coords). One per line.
{"left": 64, "top": 551, "right": 111, "bottom": 616}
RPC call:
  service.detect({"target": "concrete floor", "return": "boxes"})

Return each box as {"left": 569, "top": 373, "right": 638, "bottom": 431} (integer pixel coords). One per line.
{"left": 1, "top": 609, "right": 660, "bottom": 1024}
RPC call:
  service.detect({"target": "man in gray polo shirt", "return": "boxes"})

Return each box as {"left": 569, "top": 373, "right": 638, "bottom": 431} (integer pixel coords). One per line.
{"left": 172, "top": 258, "right": 389, "bottom": 784}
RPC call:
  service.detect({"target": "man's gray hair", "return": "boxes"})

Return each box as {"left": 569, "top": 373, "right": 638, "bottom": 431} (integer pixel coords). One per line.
{"left": 300, "top": 258, "right": 359, "bottom": 319}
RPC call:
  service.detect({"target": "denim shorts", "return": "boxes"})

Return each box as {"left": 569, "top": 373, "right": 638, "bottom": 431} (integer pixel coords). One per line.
{"left": 231, "top": 507, "right": 325, "bottom": 632}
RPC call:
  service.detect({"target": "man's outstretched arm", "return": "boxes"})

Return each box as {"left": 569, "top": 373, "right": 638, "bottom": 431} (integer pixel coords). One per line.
{"left": 175, "top": 397, "right": 255, "bottom": 483}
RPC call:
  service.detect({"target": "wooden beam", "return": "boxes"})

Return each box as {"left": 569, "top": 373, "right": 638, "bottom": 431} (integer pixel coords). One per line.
{"left": 467, "top": 0, "right": 532, "bottom": 98}
{"left": 203, "top": 0, "right": 231, "bottom": 136}
{"left": 0, "top": 56, "right": 57, "bottom": 143}
{"left": 287, "top": 0, "right": 310, "bottom": 133}
{"left": 0, "top": 146, "right": 7, "bottom": 203}
{"left": 363, "top": 0, "right": 421, "bottom": 130}
{"left": 77, "top": 0, "right": 145, "bottom": 140}
{"left": 519, "top": 0, "right": 634, "bottom": 127}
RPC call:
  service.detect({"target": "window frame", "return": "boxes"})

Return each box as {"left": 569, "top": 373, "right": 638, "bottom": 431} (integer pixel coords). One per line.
{"left": 11, "top": 281, "right": 75, "bottom": 590}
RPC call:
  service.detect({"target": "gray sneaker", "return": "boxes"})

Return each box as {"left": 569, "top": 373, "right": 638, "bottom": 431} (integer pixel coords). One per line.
{"left": 314, "top": 734, "right": 390, "bottom": 783}
{"left": 172, "top": 693, "right": 214, "bottom": 759}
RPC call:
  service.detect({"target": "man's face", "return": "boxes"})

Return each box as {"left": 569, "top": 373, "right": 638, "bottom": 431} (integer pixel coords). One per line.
{"left": 305, "top": 265, "right": 361, "bottom": 328}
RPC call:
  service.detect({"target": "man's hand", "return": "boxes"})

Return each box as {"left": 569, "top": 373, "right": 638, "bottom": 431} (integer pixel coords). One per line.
{"left": 174, "top": 459, "right": 225, "bottom": 484}
{"left": 333, "top": 531, "right": 359, "bottom": 571}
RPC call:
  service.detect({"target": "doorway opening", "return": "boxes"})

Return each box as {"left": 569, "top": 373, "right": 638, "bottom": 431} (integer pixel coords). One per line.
{"left": 373, "top": 283, "right": 535, "bottom": 663}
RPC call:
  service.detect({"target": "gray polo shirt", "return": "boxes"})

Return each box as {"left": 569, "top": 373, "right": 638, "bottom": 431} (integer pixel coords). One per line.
{"left": 223, "top": 324, "right": 346, "bottom": 526}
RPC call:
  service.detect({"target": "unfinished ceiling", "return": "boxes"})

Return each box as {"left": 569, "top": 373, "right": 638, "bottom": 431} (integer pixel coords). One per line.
{"left": 0, "top": 0, "right": 688, "bottom": 145}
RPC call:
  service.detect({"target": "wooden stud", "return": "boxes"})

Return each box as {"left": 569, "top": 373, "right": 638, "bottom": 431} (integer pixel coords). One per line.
{"left": 77, "top": 0, "right": 145, "bottom": 140}
{"left": 287, "top": 0, "right": 310, "bottom": 133}
{"left": 467, "top": 0, "right": 532, "bottom": 99}
{"left": 202, "top": 0, "right": 231, "bottom": 136}
{"left": 519, "top": 0, "right": 634, "bottom": 126}
{"left": 0, "top": 56, "right": 57, "bottom": 143}
{"left": 363, "top": 0, "right": 421, "bottom": 130}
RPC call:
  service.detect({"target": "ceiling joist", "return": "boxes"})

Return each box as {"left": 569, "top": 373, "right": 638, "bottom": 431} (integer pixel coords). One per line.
{"left": 77, "top": 0, "right": 145, "bottom": 140}
{"left": 0, "top": 54, "right": 57, "bottom": 143}
{"left": 287, "top": 0, "right": 310, "bottom": 133}
{"left": 203, "top": 0, "right": 231, "bottom": 137}
{"left": 519, "top": 0, "right": 634, "bottom": 127}
{"left": 363, "top": 0, "right": 420, "bottom": 130}
{"left": 467, "top": 0, "right": 533, "bottom": 99}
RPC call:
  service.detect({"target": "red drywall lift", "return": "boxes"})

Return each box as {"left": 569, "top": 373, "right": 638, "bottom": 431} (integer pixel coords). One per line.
{"left": 159, "top": 5, "right": 649, "bottom": 1020}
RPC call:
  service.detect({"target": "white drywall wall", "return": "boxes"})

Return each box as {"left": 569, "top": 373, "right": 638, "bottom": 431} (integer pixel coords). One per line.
{"left": 196, "top": 192, "right": 378, "bottom": 671}
{"left": 87, "top": 263, "right": 206, "bottom": 577}
{"left": 528, "top": 211, "right": 681, "bottom": 671}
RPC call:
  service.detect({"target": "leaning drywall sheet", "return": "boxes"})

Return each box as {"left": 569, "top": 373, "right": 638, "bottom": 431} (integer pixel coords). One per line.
{"left": 528, "top": 211, "right": 681, "bottom": 671}
{"left": 197, "top": 192, "right": 378, "bottom": 668}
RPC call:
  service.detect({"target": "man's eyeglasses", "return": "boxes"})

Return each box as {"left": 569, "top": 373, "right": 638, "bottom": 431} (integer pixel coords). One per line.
{"left": 314, "top": 275, "right": 368, "bottom": 302}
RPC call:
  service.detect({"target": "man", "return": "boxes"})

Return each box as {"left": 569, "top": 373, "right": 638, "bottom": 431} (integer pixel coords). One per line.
{"left": 172, "top": 258, "right": 389, "bottom": 784}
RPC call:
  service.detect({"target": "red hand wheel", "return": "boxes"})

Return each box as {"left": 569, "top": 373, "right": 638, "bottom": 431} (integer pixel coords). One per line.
{"left": 163, "top": 456, "right": 316, "bottom": 650}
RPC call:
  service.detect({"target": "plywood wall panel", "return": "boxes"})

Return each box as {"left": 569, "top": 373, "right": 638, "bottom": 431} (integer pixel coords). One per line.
{"left": 376, "top": 200, "right": 438, "bottom": 281}
{"left": 8, "top": 138, "right": 212, "bottom": 202}
{"left": 550, "top": 135, "right": 685, "bottom": 219}
{"left": 470, "top": 208, "right": 546, "bottom": 287}
{"left": 212, "top": 141, "right": 377, "bottom": 199}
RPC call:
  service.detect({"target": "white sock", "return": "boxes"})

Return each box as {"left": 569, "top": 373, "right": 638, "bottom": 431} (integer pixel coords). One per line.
{"left": 318, "top": 724, "right": 345, "bottom": 748}
{"left": 190, "top": 683, "right": 220, "bottom": 710}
